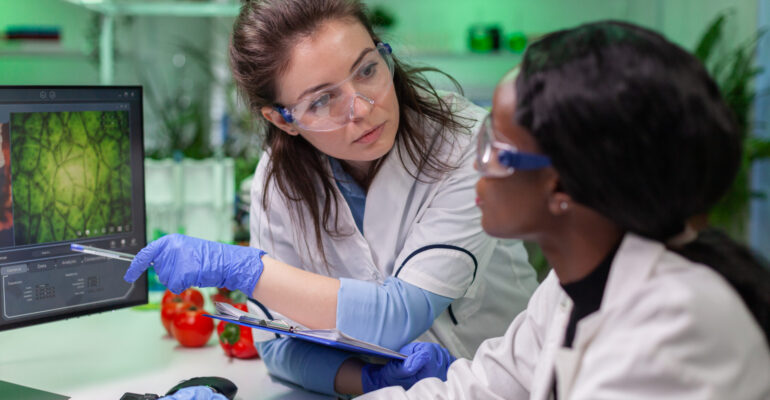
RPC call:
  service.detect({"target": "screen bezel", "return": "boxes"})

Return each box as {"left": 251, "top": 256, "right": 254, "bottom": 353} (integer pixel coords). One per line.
{"left": 0, "top": 85, "right": 148, "bottom": 331}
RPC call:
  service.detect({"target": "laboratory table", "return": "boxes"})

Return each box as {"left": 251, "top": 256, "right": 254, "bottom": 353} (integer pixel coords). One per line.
{"left": 0, "top": 296, "right": 333, "bottom": 400}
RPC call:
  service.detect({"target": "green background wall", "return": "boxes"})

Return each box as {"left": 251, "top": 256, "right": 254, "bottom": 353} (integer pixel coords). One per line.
{"left": 1, "top": 0, "right": 766, "bottom": 255}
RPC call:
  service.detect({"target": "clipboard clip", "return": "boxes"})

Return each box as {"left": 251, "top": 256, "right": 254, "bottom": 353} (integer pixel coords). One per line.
{"left": 238, "top": 315, "right": 296, "bottom": 333}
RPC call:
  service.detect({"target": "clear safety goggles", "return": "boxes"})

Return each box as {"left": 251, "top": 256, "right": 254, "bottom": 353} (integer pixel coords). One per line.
{"left": 275, "top": 42, "right": 394, "bottom": 132}
{"left": 476, "top": 114, "right": 551, "bottom": 177}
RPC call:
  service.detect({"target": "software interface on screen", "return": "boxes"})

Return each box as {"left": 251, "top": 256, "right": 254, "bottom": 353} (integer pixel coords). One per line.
{"left": 0, "top": 86, "right": 147, "bottom": 331}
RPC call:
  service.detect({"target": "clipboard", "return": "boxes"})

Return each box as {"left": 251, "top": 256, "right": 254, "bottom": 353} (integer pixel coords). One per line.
{"left": 204, "top": 302, "right": 407, "bottom": 361}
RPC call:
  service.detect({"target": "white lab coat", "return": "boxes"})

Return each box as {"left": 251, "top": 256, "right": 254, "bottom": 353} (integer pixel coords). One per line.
{"left": 362, "top": 233, "right": 770, "bottom": 399}
{"left": 248, "top": 92, "right": 538, "bottom": 358}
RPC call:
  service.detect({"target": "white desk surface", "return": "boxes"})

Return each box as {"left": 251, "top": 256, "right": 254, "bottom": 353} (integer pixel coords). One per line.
{"left": 0, "top": 294, "right": 333, "bottom": 400}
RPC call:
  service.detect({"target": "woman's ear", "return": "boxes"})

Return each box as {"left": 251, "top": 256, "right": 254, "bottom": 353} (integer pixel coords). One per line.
{"left": 261, "top": 106, "right": 300, "bottom": 136}
{"left": 546, "top": 176, "right": 573, "bottom": 216}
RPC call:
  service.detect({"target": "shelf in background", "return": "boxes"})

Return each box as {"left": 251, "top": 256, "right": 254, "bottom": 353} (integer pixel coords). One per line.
{"left": 61, "top": 0, "right": 241, "bottom": 17}
{"left": 403, "top": 51, "right": 523, "bottom": 105}
{"left": 0, "top": 41, "right": 87, "bottom": 58}
{"left": 403, "top": 51, "right": 523, "bottom": 60}
{"left": 59, "top": 0, "right": 242, "bottom": 84}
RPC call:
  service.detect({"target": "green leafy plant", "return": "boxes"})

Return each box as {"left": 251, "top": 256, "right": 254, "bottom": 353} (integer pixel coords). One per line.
{"left": 694, "top": 12, "right": 770, "bottom": 240}
{"left": 138, "top": 68, "right": 212, "bottom": 161}
{"left": 366, "top": 5, "right": 397, "bottom": 31}
{"left": 172, "top": 30, "right": 262, "bottom": 186}
{"left": 86, "top": 15, "right": 213, "bottom": 160}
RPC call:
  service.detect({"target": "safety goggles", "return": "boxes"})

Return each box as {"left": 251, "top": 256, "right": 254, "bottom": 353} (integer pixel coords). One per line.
{"left": 275, "top": 42, "right": 394, "bottom": 132}
{"left": 476, "top": 114, "right": 551, "bottom": 177}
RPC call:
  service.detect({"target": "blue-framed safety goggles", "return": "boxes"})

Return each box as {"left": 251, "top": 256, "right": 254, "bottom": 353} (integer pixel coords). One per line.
{"left": 476, "top": 114, "right": 551, "bottom": 177}
{"left": 274, "top": 42, "right": 394, "bottom": 132}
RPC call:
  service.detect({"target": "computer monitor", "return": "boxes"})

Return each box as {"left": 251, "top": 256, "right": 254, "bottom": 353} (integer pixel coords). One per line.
{"left": 0, "top": 86, "right": 147, "bottom": 331}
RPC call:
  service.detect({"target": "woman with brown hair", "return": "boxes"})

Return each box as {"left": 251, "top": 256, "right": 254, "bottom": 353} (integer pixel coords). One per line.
{"left": 125, "top": 0, "right": 537, "bottom": 396}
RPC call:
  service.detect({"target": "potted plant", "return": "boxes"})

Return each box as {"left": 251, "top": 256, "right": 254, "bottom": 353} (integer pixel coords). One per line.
{"left": 694, "top": 12, "right": 770, "bottom": 241}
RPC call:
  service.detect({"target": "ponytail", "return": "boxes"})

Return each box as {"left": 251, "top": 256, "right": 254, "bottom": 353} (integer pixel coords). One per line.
{"left": 672, "top": 229, "right": 770, "bottom": 344}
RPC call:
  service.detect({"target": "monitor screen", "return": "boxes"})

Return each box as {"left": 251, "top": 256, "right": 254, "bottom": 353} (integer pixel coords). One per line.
{"left": 0, "top": 86, "right": 147, "bottom": 331}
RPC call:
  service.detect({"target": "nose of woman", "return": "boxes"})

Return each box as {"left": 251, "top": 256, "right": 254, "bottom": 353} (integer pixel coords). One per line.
{"left": 348, "top": 92, "right": 375, "bottom": 121}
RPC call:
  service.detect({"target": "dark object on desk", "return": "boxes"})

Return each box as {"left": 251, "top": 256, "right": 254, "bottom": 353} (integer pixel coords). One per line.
{"left": 120, "top": 394, "right": 158, "bottom": 400}
{"left": 165, "top": 376, "right": 238, "bottom": 399}
{"left": 0, "top": 380, "right": 70, "bottom": 400}
{"left": 119, "top": 376, "right": 237, "bottom": 400}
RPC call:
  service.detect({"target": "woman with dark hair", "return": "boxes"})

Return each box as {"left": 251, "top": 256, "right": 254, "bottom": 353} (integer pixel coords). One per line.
{"left": 125, "top": 0, "right": 537, "bottom": 396}
{"left": 357, "top": 20, "right": 770, "bottom": 398}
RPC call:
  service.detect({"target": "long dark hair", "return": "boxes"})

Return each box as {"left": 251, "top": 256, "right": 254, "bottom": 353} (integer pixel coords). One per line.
{"left": 515, "top": 21, "right": 769, "bottom": 342}
{"left": 229, "top": 0, "right": 471, "bottom": 264}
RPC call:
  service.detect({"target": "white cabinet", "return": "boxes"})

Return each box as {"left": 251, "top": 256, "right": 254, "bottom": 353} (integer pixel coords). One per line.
{"left": 144, "top": 158, "right": 235, "bottom": 242}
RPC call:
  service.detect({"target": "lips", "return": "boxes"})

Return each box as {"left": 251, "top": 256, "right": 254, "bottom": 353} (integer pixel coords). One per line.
{"left": 475, "top": 182, "right": 484, "bottom": 207}
{"left": 354, "top": 123, "right": 384, "bottom": 144}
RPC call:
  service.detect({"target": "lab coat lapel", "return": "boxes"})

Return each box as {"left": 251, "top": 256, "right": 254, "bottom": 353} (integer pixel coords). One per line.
{"left": 554, "top": 348, "right": 579, "bottom": 398}
{"left": 363, "top": 143, "right": 419, "bottom": 273}
{"left": 551, "top": 233, "right": 664, "bottom": 399}
{"left": 554, "top": 313, "right": 603, "bottom": 398}
{"left": 530, "top": 293, "right": 571, "bottom": 400}
{"left": 324, "top": 157, "right": 378, "bottom": 280}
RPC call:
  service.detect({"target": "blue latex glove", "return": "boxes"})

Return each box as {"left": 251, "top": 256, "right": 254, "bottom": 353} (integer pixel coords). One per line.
{"left": 159, "top": 386, "right": 227, "bottom": 400}
{"left": 361, "top": 342, "right": 456, "bottom": 393}
{"left": 124, "top": 233, "right": 267, "bottom": 295}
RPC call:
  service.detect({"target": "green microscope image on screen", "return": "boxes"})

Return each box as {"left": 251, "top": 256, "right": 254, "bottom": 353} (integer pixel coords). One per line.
{"left": 9, "top": 111, "right": 132, "bottom": 245}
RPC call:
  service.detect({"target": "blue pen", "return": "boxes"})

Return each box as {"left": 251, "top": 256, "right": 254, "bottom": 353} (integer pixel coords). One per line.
{"left": 70, "top": 243, "right": 150, "bottom": 265}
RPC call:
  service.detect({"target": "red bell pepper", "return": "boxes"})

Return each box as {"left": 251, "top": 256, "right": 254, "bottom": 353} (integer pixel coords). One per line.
{"left": 217, "top": 303, "right": 260, "bottom": 359}
{"left": 210, "top": 287, "right": 247, "bottom": 306}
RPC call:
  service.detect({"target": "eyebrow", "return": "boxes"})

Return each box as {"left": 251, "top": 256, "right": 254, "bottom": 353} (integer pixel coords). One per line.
{"left": 294, "top": 47, "right": 374, "bottom": 101}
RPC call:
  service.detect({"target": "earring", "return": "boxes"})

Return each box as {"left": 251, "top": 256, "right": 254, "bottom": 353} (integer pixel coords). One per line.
{"left": 560, "top": 201, "right": 568, "bottom": 211}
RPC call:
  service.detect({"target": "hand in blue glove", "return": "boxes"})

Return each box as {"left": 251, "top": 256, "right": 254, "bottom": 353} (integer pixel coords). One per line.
{"left": 124, "top": 233, "right": 267, "bottom": 295}
{"left": 361, "top": 342, "right": 456, "bottom": 392}
{"left": 159, "top": 386, "right": 228, "bottom": 400}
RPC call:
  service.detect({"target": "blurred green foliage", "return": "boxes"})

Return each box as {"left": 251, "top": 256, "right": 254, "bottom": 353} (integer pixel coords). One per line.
{"left": 367, "top": 5, "right": 396, "bottom": 31}
{"left": 694, "top": 12, "right": 770, "bottom": 240}
{"left": 173, "top": 32, "right": 262, "bottom": 174}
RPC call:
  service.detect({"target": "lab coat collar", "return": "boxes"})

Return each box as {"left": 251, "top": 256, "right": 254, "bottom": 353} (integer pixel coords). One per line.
{"left": 368, "top": 132, "right": 422, "bottom": 191}
{"left": 368, "top": 105, "right": 467, "bottom": 192}
{"left": 572, "top": 233, "right": 664, "bottom": 346}
{"left": 531, "top": 291, "right": 571, "bottom": 400}
{"left": 601, "top": 233, "right": 664, "bottom": 312}
{"left": 361, "top": 136, "right": 423, "bottom": 272}
{"left": 321, "top": 133, "right": 422, "bottom": 280}
{"left": 551, "top": 233, "right": 666, "bottom": 398}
